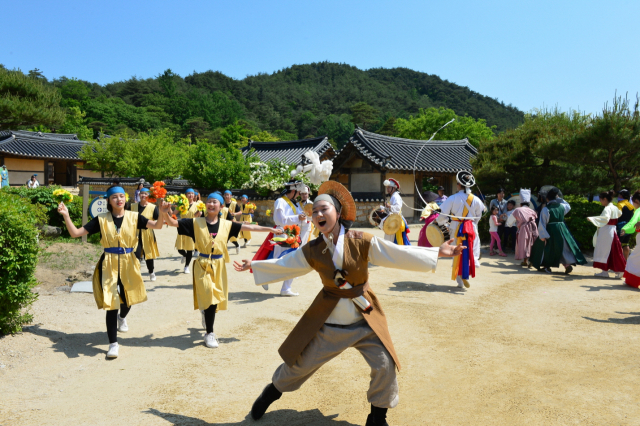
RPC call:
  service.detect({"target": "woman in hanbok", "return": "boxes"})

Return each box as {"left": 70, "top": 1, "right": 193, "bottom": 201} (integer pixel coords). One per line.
{"left": 163, "top": 192, "right": 280, "bottom": 349}
{"left": 506, "top": 189, "right": 538, "bottom": 267}
{"left": 417, "top": 190, "right": 440, "bottom": 247}
{"left": 233, "top": 181, "right": 464, "bottom": 425}
{"left": 530, "top": 188, "right": 586, "bottom": 274}
{"left": 587, "top": 190, "right": 626, "bottom": 278}
{"left": 621, "top": 192, "right": 640, "bottom": 288}
{"left": 616, "top": 189, "right": 634, "bottom": 260}
{"left": 58, "top": 186, "right": 169, "bottom": 358}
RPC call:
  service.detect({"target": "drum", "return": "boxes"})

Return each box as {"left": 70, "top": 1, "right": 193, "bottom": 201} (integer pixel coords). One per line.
{"left": 382, "top": 214, "right": 403, "bottom": 235}
{"left": 369, "top": 206, "right": 388, "bottom": 227}
{"left": 426, "top": 223, "right": 445, "bottom": 247}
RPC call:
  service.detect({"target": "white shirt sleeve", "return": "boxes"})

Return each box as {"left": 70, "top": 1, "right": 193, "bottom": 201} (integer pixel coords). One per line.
{"left": 273, "top": 199, "right": 301, "bottom": 226}
{"left": 538, "top": 207, "right": 551, "bottom": 239}
{"left": 251, "top": 248, "right": 313, "bottom": 285}
{"left": 558, "top": 198, "right": 571, "bottom": 215}
{"left": 368, "top": 236, "right": 439, "bottom": 272}
{"left": 388, "top": 192, "right": 402, "bottom": 214}
{"left": 588, "top": 205, "right": 613, "bottom": 228}
{"left": 506, "top": 212, "right": 517, "bottom": 228}
{"left": 436, "top": 196, "right": 454, "bottom": 225}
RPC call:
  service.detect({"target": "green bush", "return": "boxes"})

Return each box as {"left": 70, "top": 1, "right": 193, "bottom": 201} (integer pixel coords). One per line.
{"left": 2, "top": 185, "right": 83, "bottom": 237}
{"left": 0, "top": 192, "right": 40, "bottom": 335}
{"left": 564, "top": 195, "right": 603, "bottom": 251}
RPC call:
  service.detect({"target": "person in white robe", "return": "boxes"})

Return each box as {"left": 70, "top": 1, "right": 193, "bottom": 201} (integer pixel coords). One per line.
{"left": 271, "top": 180, "right": 307, "bottom": 296}
{"left": 298, "top": 185, "right": 314, "bottom": 245}
{"left": 380, "top": 178, "right": 407, "bottom": 243}
{"left": 437, "top": 171, "right": 485, "bottom": 288}
{"left": 587, "top": 190, "right": 626, "bottom": 278}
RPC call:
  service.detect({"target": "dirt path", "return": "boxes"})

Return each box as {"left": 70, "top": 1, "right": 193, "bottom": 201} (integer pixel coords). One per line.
{"left": 1, "top": 226, "right": 639, "bottom": 425}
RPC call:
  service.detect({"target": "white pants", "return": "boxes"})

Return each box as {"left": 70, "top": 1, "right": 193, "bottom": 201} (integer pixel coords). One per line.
{"left": 273, "top": 245, "right": 294, "bottom": 292}
{"left": 473, "top": 222, "right": 481, "bottom": 263}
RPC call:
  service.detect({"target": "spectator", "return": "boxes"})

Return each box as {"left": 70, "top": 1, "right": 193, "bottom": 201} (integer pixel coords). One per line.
{"left": 27, "top": 174, "right": 40, "bottom": 189}
{"left": 134, "top": 183, "right": 144, "bottom": 203}
{"left": 504, "top": 200, "right": 517, "bottom": 252}
{"left": 435, "top": 186, "right": 447, "bottom": 205}
{"left": 1, "top": 164, "right": 9, "bottom": 188}
{"left": 490, "top": 187, "right": 508, "bottom": 246}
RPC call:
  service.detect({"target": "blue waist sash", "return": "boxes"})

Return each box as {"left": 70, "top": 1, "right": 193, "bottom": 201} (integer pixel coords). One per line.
{"left": 199, "top": 253, "right": 223, "bottom": 259}
{"left": 104, "top": 247, "right": 134, "bottom": 254}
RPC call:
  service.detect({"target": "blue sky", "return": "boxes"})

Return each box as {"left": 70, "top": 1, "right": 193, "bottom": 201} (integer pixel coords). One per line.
{"left": 2, "top": 0, "right": 638, "bottom": 116}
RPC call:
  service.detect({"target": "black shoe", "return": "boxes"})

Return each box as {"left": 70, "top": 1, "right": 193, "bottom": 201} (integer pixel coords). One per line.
{"left": 365, "top": 405, "right": 389, "bottom": 426}
{"left": 250, "top": 383, "right": 282, "bottom": 420}
{"left": 565, "top": 265, "right": 573, "bottom": 274}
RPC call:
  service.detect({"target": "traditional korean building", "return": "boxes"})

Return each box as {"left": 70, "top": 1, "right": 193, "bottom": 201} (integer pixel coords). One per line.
{"left": 331, "top": 128, "right": 478, "bottom": 222}
{"left": 241, "top": 135, "right": 335, "bottom": 165}
{"left": 0, "top": 130, "right": 100, "bottom": 186}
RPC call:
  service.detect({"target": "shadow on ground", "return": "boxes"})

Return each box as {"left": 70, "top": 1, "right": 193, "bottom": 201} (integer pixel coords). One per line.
{"left": 389, "top": 281, "right": 465, "bottom": 295}
{"left": 581, "top": 282, "right": 638, "bottom": 292}
{"left": 583, "top": 312, "right": 640, "bottom": 325}
{"left": 23, "top": 326, "right": 239, "bottom": 358}
{"left": 144, "top": 407, "right": 359, "bottom": 425}
{"left": 230, "top": 291, "right": 280, "bottom": 304}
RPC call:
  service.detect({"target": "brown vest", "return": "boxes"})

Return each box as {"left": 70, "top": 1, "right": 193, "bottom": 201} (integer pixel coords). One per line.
{"left": 279, "top": 230, "right": 400, "bottom": 370}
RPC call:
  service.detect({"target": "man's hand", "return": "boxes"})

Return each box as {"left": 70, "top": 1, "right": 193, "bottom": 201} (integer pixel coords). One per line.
{"left": 273, "top": 227, "right": 284, "bottom": 235}
{"left": 438, "top": 239, "right": 466, "bottom": 258}
{"left": 233, "top": 259, "right": 252, "bottom": 272}
{"left": 57, "top": 202, "right": 69, "bottom": 217}
{"left": 298, "top": 214, "right": 306, "bottom": 221}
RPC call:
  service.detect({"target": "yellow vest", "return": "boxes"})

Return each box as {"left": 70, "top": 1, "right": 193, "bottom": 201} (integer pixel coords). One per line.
{"left": 239, "top": 203, "right": 253, "bottom": 240}
{"left": 222, "top": 200, "right": 239, "bottom": 242}
{"left": 132, "top": 202, "right": 160, "bottom": 259}
{"left": 192, "top": 217, "right": 232, "bottom": 311}
{"left": 175, "top": 201, "right": 199, "bottom": 251}
{"left": 91, "top": 211, "right": 146, "bottom": 310}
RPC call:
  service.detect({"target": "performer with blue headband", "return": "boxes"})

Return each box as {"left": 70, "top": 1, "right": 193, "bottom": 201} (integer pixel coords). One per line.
{"left": 175, "top": 188, "right": 202, "bottom": 274}
{"left": 238, "top": 194, "right": 254, "bottom": 248}
{"left": 132, "top": 187, "right": 160, "bottom": 282}
{"left": 57, "top": 184, "right": 169, "bottom": 359}
{"left": 221, "top": 190, "right": 243, "bottom": 255}
{"left": 163, "top": 191, "right": 282, "bottom": 349}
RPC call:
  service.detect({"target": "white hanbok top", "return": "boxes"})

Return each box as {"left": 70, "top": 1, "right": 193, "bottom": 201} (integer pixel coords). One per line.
{"left": 273, "top": 197, "right": 302, "bottom": 227}
{"left": 252, "top": 225, "right": 439, "bottom": 325}
{"left": 588, "top": 203, "right": 622, "bottom": 247}
{"left": 436, "top": 190, "right": 485, "bottom": 227}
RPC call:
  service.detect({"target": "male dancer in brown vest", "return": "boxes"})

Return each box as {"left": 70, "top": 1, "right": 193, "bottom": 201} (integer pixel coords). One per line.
{"left": 235, "top": 181, "right": 464, "bottom": 426}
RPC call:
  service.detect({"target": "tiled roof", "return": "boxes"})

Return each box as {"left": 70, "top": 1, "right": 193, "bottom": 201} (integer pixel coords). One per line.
{"left": 77, "top": 177, "right": 144, "bottom": 186}
{"left": 241, "top": 136, "right": 335, "bottom": 165}
{"left": 336, "top": 128, "right": 477, "bottom": 173}
{"left": 0, "top": 130, "right": 89, "bottom": 160}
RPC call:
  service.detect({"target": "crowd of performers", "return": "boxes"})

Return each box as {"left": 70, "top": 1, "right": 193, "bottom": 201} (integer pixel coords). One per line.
{"left": 54, "top": 166, "right": 640, "bottom": 426}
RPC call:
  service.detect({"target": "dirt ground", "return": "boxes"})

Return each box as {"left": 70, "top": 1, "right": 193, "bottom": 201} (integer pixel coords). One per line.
{"left": 1, "top": 225, "right": 640, "bottom": 426}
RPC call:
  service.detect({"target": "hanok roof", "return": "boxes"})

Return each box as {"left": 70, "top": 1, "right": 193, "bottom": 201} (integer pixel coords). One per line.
{"left": 77, "top": 177, "right": 144, "bottom": 186}
{"left": 335, "top": 128, "right": 478, "bottom": 173}
{"left": 0, "top": 130, "right": 89, "bottom": 160}
{"left": 241, "top": 136, "right": 335, "bottom": 165}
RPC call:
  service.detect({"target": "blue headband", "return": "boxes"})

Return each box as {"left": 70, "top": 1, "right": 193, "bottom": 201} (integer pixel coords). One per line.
{"left": 140, "top": 188, "right": 149, "bottom": 193}
{"left": 185, "top": 188, "right": 195, "bottom": 194}
{"left": 224, "top": 190, "right": 232, "bottom": 195}
{"left": 106, "top": 186, "right": 125, "bottom": 198}
{"left": 241, "top": 194, "right": 248, "bottom": 199}
{"left": 208, "top": 193, "right": 224, "bottom": 204}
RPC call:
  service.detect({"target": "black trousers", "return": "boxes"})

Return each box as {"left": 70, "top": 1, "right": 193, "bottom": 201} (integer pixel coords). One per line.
{"left": 178, "top": 250, "right": 193, "bottom": 264}
{"left": 106, "top": 282, "right": 130, "bottom": 344}
{"left": 204, "top": 304, "right": 218, "bottom": 334}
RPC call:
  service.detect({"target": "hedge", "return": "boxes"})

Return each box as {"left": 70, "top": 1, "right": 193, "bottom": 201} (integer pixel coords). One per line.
{"left": 0, "top": 191, "right": 40, "bottom": 335}
{"left": 2, "top": 185, "right": 83, "bottom": 237}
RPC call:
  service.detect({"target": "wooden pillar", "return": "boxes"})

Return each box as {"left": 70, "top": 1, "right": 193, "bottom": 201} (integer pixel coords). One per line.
{"left": 81, "top": 183, "right": 89, "bottom": 243}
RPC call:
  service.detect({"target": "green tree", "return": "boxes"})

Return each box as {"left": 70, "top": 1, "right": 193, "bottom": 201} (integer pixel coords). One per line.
{"left": 377, "top": 116, "right": 397, "bottom": 136}
{"left": 79, "top": 129, "right": 188, "bottom": 181}
{"left": 560, "top": 96, "right": 640, "bottom": 192}
{"left": 394, "top": 107, "right": 496, "bottom": 147}
{"left": 351, "top": 102, "right": 379, "bottom": 130}
{"left": 184, "top": 143, "right": 252, "bottom": 189}
{"left": 250, "top": 130, "right": 280, "bottom": 142}
{"left": 317, "top": 114, "right": 354, "bottom": 149}
{"left": 59, "top": 106, "right": 93, "bottom": 140}
{"left": 0, "top": 68, "right": 65, "bottom": 130}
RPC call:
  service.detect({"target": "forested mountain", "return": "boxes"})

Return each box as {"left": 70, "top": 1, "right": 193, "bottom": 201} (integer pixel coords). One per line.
{"left": 12, "top": 62, "right": 525, "bottom": 146}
